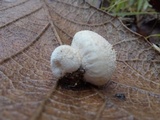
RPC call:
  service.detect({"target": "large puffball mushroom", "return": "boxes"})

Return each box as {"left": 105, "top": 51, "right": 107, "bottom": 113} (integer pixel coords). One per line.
{"left": 50, "top": 45, "right": 81, "bottom": 79}
{"left": 71, "top": 30, "right": 116, "bottom": 86}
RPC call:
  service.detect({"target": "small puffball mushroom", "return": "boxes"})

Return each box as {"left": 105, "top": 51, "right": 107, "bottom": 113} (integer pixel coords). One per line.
{"left": 71, "top": 30, "right": 116, "bottom": 86}
{"left": 50, "top": 45, "right": 81, "bottom": 79}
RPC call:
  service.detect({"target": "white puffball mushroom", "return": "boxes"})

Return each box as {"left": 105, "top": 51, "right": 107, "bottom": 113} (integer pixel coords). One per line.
{"left": 71, "top": 30, "right": 116, "bottom": 86}
{"left": 50, "top": 45, "right": 81, "bottom": 79}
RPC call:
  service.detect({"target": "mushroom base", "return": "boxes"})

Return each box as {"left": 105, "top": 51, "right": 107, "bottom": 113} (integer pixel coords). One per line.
{"left": 57, "top": 67, "right": 91, "bottom": 90}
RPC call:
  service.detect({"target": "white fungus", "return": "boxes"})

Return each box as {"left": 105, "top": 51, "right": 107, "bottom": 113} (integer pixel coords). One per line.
{"left": 50, "top": 30, "right": 116, "bottom": 86}
{"left": 50, "top": 45, "right": 81, "bottom": 79}
{"left": 71, "top": 30, "right": 116, "bottom": 86}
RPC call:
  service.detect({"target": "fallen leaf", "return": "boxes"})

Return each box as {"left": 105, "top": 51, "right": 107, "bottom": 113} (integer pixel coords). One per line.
{"left": 0, "top": 0, "right": 160, "bottom": 120}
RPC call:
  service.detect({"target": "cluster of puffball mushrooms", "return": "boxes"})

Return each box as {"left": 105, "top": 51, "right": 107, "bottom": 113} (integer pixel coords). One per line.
{"left": 50, "top": 30, "right": 116, "bottom": 87}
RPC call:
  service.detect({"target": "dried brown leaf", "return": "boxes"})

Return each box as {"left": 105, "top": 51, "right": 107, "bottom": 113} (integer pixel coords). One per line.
{"left": 0, "top": 0, "right": 160, "bottom": 120}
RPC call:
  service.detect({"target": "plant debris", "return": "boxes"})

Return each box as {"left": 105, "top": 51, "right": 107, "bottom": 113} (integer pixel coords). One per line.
{"left": 114, "top": 93, "right": 126, "bottom": 101}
